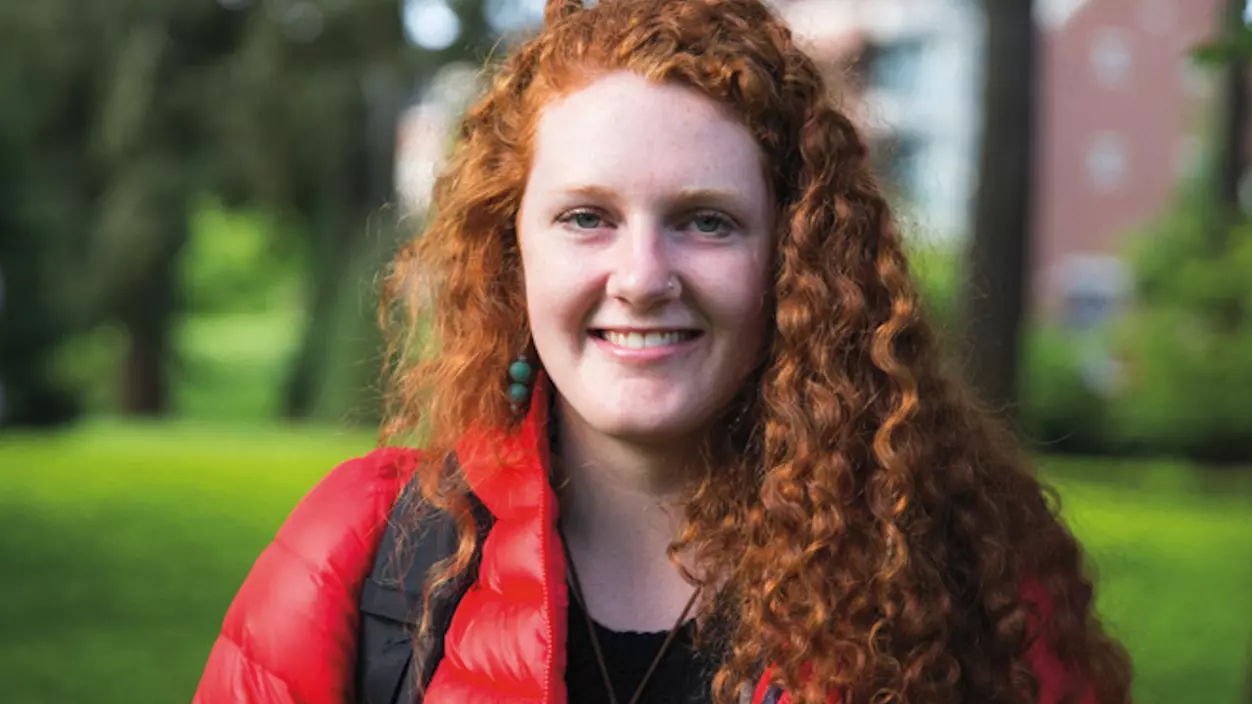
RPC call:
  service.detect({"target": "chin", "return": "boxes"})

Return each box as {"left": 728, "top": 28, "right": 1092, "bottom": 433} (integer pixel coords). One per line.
{"left": 590, "top": 406, "right": 706, "bottom": 444}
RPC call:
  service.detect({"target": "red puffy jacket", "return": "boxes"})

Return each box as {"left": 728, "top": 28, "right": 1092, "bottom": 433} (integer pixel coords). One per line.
{"left": 193, "top": 385, "right": 1095, "bottom": 704}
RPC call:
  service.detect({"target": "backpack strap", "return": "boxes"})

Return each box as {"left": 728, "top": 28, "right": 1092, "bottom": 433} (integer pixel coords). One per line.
{"left": 356, "top": 476, "right": 493, "bottom": 704}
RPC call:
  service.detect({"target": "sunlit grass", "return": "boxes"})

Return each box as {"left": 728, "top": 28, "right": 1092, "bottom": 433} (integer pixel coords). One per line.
{"left": 0, "top": 428, "right": 1248, "bottom": 703}
{"left": 0, "top": 422, "right": 374, "bottom": 704}
{"left": 1042, "top": 457, "right": 1252, "bottom": 702}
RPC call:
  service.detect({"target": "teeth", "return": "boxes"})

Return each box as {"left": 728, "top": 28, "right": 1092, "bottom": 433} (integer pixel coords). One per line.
{"left": 603, "top": 331, "right": 689, "bottom": 348}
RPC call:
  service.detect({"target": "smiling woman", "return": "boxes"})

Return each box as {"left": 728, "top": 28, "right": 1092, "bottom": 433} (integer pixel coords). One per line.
{"left": 520, "top": 74, "right": 773, "bottom": 448}
{"left": 192, "top": 1, "right": 1133, "bottom": 703}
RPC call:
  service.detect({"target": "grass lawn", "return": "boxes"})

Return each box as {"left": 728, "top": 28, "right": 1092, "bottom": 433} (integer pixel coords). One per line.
{"left": 0, "top": 421, "right": 375, "bottom": 704}
{"left": 0, "top": 425, "right": 1250, "bottom": 703}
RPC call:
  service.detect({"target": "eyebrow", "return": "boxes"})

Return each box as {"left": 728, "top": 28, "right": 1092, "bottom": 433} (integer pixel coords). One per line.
{"left": 556, "top": 184, "right": 746, "bottom": 209}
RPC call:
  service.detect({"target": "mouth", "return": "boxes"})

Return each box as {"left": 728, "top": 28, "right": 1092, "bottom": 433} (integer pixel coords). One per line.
{"left": 590, "top": 329, "right": 703, "bottom": 349}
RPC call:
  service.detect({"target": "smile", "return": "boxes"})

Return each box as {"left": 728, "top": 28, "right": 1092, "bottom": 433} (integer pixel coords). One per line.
{"left": 590, "top": 329, "right": 702, "bottom": 349}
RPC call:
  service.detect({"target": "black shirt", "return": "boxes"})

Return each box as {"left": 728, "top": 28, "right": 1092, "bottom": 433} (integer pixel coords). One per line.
{"left": 565, "top": 596, "right": 715, "bottom": 704}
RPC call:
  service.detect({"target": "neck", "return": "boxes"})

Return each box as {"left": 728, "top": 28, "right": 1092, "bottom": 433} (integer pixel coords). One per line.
{"left": 551, "top": 397, "right": 703, "bottom": 631}
{"left": 553, "top": 397, "right": 700, "bottom": 533}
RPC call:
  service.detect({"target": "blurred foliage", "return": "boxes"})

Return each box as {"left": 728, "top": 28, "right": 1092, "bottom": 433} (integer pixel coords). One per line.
{"left": 906, "top": 237, "right": 963, "bottom": 340}
{"left": 1191, "top": 22, "right": 1252, "bottom": 64}
{"left": 1019, "top": 326, "right": 1114, "bottom": 455}
{"left": 174, "top": 309, "right": 303, "bottom": 420}
{"left": 908, "top": 242, "right": 1119, "bottom": 456}
{"left": 0, "top": 0, "right": 494, "bottom": 427}
{"left": 1110, "top": 185, "right": 1252, "bottom": 462}
{"left": 181, "top": 197, "right": 304, "bottom": 315}
{"left": 48, "top": 324, "right": 129, "bottom": 416}
{"left": 1012, "top": 179, "right": 1252, "bottom": 463}
{"left": 906, "top": 180, "right": 1252, "bottom": 464}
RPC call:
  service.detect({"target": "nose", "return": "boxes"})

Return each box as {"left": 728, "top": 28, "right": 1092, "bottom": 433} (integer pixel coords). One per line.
{"left": 604, "top": 219, "right": 680, "bottom": 307}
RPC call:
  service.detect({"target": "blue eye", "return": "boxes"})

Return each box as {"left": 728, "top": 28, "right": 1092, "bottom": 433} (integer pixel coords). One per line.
{"left": 558, "top": 210, "right": 605, "bottom": 230}
{"left": 573, "top": 212, "right": 601, "bottom": 229}
{"left": 689, "top": 212, "right": 733, "bottom": 236}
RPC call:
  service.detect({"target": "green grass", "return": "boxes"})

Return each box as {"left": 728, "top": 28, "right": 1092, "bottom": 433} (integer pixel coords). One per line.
{"left": 1043, "top": 458, "right": 1252, "bottom": 701}
{"left": 0, "top": 422, "right": 374, "bottom": 704}
{"left": 0, "top": 427, "right": 1249, "bottom": 703}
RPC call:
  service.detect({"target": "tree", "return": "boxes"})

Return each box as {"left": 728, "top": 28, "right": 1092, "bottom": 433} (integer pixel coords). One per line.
{"left": 1212, "top": 0, "right": 1249, "bottom": 234}
{"left": 0, "top": 0, "right": 260, "bottom": 419}
{"left": 0, "top": 2, "right": 135, "bottom": 424}
{"left": 963, "top": 0, "right": 1037, "bottom": 414}
{"left": 94, "top": 13, "right": 199, "bottom": 415}
{"left": 198, "top": 0, "right": 496, "bottom": 420}
{"left": 1201, "top": 5, "right": 1252, "bottom": 702}
{"left": 0, "top": 0, "right": 497, "bottom": 423}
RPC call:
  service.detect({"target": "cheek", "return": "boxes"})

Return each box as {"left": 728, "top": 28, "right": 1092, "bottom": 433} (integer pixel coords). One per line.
{"left": 520, "top": 243, "right": 596, "bottom": 338}
{"left": 704, "top": 254, "right": 771, "bottom": 334}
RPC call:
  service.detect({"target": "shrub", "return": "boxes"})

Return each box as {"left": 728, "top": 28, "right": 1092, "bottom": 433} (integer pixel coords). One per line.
{"left": 1107, "top": 198, "right": 1252, "bottom": 462}
{"left": 1019, "top": 326, "right": 1116, "bottom": 455}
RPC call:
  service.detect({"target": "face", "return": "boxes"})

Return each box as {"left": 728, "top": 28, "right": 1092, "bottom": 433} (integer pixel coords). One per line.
{"left": 517, "top": 72, "right": 774, "bottom": 446}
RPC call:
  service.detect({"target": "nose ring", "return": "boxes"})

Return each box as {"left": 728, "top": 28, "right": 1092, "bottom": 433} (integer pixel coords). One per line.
{"left": 667, "top": 276, "right": 677, "bottom": 292}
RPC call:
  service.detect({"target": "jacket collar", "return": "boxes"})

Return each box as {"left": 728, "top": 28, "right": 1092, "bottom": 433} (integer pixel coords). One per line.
{"left": 455, "top": 371, "right": 554, "bottom": 521}
{"left": 431, "top": 373, "right": 568, "bottom": 703}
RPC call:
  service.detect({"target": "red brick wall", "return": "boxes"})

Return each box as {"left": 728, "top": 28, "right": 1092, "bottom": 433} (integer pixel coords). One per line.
{"left": 1031, "top": 0, "right": 1220, "bottom": 316}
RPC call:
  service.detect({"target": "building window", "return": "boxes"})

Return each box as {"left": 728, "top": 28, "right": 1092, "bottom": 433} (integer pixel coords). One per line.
{"left": 1056, "top": 256, "right": 1130, "bottom": 331}
{"left": 1065, "top": 290, "right": 1118, "bottom": 330}
{"left": 866, "top": 39, "right": 926, "bottom": 94}
{"left": 1055, "top": 255, "right": 1131, "bottom": 395}
{"left": 1090, "top": 28, "right": 1133, "bottom": 87}
{"left": 1086, "top": 132, "right": 1128, "bottom": 191}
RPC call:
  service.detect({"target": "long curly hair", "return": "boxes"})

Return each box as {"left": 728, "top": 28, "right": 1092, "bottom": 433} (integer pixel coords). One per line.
{"left": 379, "top": 0, "right": 1132, "bottom": 701}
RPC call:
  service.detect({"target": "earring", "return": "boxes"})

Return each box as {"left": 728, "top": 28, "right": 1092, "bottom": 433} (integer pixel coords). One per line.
{"left": 508, "top": 353, "right": 535, "bottom": 408}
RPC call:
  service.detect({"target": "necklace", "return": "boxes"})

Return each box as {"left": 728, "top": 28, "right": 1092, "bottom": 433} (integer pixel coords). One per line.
{"left": 558, "top": 526, "right": 702, "bottom": 704}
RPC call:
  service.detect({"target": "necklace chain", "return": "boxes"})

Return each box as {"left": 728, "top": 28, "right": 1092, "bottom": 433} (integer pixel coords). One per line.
{"left": 558, "top": 525, "right": 701, "bottom": 704}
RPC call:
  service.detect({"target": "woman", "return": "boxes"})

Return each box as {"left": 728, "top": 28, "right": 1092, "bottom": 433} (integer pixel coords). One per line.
{"left": 193, "top": 0, "right": 1132, "bottom": 702}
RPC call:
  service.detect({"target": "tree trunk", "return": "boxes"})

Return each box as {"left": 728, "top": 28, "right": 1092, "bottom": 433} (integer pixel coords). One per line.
{"left": 119, "top": 219, "right": 187, "bottom": 417}
{"left": 1215, "top": 0, "right": 1248, "bottom": 229}
{"left": 282, "top": 72, "right": 402, "bottom": 421}
{"left": 0, "top": 234, "right": 84, "bottom": 427}
{"left": 1225, "top": 10, "right": 1252, "bottom": 704}
{"left": 281, "top": 221, "right": 348, "bottom": 420}
{"left": 1206, "top": 0, "right": 1250, "bottom": 333}
{"left": 964, "top": 0, "right": 1037, "bottom": 413}
{"left": 121, "top": 306, "right": 171, "bottom": 417}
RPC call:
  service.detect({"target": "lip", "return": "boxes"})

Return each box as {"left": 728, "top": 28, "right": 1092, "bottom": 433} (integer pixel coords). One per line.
{"left": 588, "top": 329, "right": 704, "bottom": 363}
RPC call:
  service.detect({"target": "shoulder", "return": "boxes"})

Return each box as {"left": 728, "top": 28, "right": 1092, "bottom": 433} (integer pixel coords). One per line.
{"left": 274, "top": 446, "right": 421, "bottom": 557}
{"left": 193, "top": 447, "right": 421, "bottom": 704}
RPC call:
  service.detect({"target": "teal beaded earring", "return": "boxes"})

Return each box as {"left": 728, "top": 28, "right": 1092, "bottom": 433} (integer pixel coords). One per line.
{"left": 508, "top": 354, "right": 535, "bottom": 409}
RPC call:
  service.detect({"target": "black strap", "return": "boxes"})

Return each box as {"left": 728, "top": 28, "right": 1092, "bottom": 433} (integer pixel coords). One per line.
{"left": 356, "top": 478, "right": 492, "bottom": 704}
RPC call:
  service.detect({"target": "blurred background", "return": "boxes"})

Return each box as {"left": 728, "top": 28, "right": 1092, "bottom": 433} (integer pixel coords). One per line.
{"left": 1, "top": 0, "right": 1250, "bottom": 701}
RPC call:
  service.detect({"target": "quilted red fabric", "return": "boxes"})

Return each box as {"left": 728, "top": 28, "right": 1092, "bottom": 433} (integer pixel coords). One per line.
{"left": 192, "top": 380, "right": 1094, "bottom": 703}
{"left": 421, "top": 381, "right": 568, "bottom": 703}
{"left": 191, "top": 447, "right": 418, "bottom": 704}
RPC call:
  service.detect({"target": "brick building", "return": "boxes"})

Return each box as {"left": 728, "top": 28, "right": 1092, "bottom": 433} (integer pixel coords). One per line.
{"left": 1032, "top": 0, "right": 1221, "bottom": 321}
{"left": 781, "top": 0, "right": 1225, "bottom": 324}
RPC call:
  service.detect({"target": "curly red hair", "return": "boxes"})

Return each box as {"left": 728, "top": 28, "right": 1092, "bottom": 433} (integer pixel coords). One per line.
{"left": 380, "top": 0, "right": 1132, "bottom": 701}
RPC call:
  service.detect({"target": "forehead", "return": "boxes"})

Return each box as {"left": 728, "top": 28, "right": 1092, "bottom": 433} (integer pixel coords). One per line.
{"left": 527, "top": 72, "right": 766, "bottom": 194}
